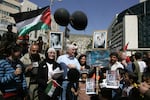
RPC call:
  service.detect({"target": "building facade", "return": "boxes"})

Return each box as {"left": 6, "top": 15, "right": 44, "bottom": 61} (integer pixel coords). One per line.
{"left": 107, "top": 0, "right": 150, "bottom": 54}
{"left": 0, "top": 0, "right": 20, "bottom": 36}
{"left": 140, "top": 0, "right": 147, "bottom": 3}
{"left": 21, "top": 0, "right": 38, "bottom": 12}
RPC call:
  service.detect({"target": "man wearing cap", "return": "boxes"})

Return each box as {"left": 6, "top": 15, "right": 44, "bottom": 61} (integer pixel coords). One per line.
{"left": 72, "top": 42, "right": 78, "bottom": 57}
{"left": 109, "top": 52, "right": 124, "bottom": 71}
{"left": 57, "top": 44, "right": 81, "bottom": 100}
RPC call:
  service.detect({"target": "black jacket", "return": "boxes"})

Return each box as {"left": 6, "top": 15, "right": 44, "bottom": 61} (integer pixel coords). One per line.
{"left": 37, "top": 60, "right": 63, "bottom": 99}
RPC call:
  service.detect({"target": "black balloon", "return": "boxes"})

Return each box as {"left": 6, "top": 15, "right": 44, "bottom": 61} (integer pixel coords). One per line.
{"left": 70, "top": 11, "right": 88, "bottom": 30}
{"left": 54, "top": 8, "right": 70, "bottom": 26}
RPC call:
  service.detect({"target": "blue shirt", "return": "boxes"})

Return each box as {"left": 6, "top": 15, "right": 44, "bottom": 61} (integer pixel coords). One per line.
{"left": 57, "top": 54, "right": 81, "bottom": 71}
{"left": 0, "top": 59, "right": 27, "bottom": 93}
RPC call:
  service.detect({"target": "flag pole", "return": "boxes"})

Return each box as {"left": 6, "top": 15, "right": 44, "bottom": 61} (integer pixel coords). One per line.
{"left": 50, "top": 0, "right": 62, "bottom": 12}
{"left": 50, "top": 0, "right": 53, "bottom": 11}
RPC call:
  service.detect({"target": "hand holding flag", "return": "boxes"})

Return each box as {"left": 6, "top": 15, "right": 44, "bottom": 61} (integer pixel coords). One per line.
{"left": 45, "top": 79, "right": 62, "bottom": 97}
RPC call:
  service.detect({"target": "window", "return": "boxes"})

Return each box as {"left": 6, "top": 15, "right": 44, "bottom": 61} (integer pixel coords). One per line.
{"left": 2, "top": 1, "right": 20, "bottom": 11}
{"left": 0, "top": 10, "right": 9, "bottom": 16}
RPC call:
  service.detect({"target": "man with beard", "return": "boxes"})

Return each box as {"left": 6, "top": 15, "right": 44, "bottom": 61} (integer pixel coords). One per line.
{"left": 109, "top": 52, "right": 124, "bottom": 71}
{"left": 0, "top": 43, "right": 28, "bottom": 100}
{"left": 20, "top": 44, "right": 45, "bottom": 100}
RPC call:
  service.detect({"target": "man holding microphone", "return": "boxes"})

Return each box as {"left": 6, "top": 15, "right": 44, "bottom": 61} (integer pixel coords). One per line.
{"left": 20, "top": 43, "right": 45, "bottom": 99}
{"left": 0, "top": 43, "right": 28, "bottom": 100}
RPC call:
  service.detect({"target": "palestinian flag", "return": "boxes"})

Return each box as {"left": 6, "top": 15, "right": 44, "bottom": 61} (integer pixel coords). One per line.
{"left": 10, "top": 6, "right": 51, "bottom": 36}
{"left": 45, "top": 80, "right": 60, "bottom": 97}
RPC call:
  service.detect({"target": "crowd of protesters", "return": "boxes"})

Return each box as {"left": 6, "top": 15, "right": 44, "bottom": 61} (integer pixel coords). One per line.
{"left": 0, "top": 26, "right": 150, "bottom": 100}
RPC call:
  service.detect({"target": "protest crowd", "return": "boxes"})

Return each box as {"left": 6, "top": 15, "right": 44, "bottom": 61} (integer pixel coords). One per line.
{"left": 0, "top": 4, "right": 150, "bottom": 99}
{"left": 0, "top": 25, "right": 150, "bottom": 100}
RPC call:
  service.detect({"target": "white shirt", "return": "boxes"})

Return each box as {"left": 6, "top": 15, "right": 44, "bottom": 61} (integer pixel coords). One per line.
{"left": 46, "top": 63, "right": 53, "bottom": 79}
{"left": 111, "top": 61, "right": 124, "bottom": 71}
{"left": 137, "top": 61, "right": 147, "bottom": 73}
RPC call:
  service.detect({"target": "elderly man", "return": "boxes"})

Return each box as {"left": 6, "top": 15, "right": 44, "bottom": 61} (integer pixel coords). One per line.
{"left": 20, "top": 43, "right": 45, "bottom": 100}
{"left": 57, "top": 44, "right": 81, "bottom": 100}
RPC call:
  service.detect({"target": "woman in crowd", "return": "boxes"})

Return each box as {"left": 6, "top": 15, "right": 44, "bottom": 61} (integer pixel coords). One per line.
{"left": 37, "top": 48, "right": 63, "bottom": 100}
{"left": 78, "top": 54, "right": 90, "bottom": 71}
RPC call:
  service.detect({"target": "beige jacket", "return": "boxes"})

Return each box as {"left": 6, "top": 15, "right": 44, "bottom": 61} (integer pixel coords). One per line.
{"left": 20, "top": 53, "right": 45, "bottom": 65}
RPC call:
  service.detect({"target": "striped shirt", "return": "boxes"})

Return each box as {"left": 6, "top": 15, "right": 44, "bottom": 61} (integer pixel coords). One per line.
{"left": 0, "top": 59, "right": 27, "bottom": 94}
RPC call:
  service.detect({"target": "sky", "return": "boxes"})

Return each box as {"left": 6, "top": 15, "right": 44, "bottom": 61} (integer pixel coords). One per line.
{"left": 30, "top": 0, "right": 139, "bottom": 35}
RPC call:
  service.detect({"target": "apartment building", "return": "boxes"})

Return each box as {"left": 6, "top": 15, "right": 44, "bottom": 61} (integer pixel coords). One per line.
{"left": 107, "top": 0, "right": 150, "bottom": 55}
{"left": 0, "top": 0, "right": 20, "bottom": 35}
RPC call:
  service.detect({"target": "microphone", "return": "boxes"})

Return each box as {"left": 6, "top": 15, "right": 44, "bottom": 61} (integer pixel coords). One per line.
{"left": 16, "top": 64, "right": 22, "bottom": 75}
{"left": 16, "top": 64, "right": 22, "bottom": 69}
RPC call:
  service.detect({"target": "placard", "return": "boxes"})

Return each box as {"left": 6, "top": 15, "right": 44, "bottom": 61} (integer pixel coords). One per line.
{"left": 93, "top": 30, "right": 107, "bottom": 49}
{"left": 86, "top": 50, "right": 110, "bottom": 67}
{"left": 49, "top": 31, "right": 63, "bottom": 50}
{"left": 86, "top": 78, "right": 96, "bottom": 94}
{"left": 105, "top": 70, "right": 120, "bottom": 89}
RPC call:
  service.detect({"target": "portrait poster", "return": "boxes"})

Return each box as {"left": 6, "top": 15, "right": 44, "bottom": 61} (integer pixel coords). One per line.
{"left": 105, "top": 70, "right": 120, "bottom": 89}
{"left": 86, "top": 50, "right": 110, "bottom": 67}
{"left": 49, "top": 32, "right": 63, "bottom": 50}
{"left": 93, "top": 30, "right": 107, "bottom": 49}
{"left": 86, "top": 78, "right": 96, "bottom": 94}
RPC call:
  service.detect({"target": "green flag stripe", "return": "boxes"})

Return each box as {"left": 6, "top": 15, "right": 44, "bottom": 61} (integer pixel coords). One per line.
{"left": 45, "top": 81, "right": 53, "bottom": 94}
{"left": 18, "top": 22, "right": 49, "bottom": 36}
